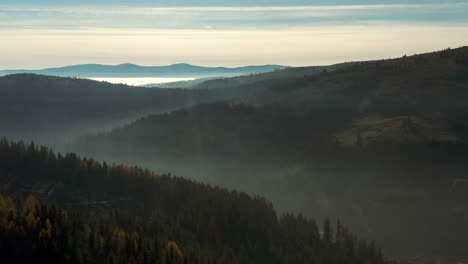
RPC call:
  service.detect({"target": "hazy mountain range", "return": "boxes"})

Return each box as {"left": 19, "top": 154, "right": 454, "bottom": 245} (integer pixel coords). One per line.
{"left": 0, "top": 63, "right": 288, "bottom": 78}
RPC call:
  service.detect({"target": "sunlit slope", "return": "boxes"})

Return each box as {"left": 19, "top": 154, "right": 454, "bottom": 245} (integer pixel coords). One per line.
{"left": 237, "top": 47, "right": 468, "bottom": 146}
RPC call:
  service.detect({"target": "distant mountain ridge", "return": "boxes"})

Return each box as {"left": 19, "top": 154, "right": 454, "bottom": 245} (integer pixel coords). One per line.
{"left": 0, "top": 63, "right": 288, "bottom": 78}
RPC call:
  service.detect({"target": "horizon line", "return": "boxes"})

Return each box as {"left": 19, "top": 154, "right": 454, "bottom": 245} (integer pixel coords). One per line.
{"left": 1, "top": 46, "right": 466, "bottom": 72}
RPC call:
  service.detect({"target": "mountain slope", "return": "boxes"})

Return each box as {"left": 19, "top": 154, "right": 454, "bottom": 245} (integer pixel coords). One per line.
{"left": 236, "top": 47, "right": 468, "bottom": 145}
{"left": 0, "top": 194, "right": 226, "bottom": 264}
{"left": 79, "top": 47, "right": 468, "bottom": 160}
{"left": 0, "top": 139, "right": 384, "bottom": 264}
{"left": 145, "top": 63, "right": 352, "bottom": 89}
{"left": 77, "top": 47, "right": 468, "bottom": 259}
{"left": 0, "top": 73, "right": 274, "bottom": 146}
{"left": 191, "top": 62, "right": 352, "bottom": 90}
{"left": 0, "top": 63, "right": 287, "bottom": 78}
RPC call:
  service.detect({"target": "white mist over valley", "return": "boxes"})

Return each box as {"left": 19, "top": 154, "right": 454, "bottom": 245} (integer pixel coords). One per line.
{"left": 87, "top": 77, "right": 196, "bottom": 86}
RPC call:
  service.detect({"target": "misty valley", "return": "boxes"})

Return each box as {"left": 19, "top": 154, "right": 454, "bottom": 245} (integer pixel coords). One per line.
{"left": 87, "top": 77, "right": 196, "bottom": 86}
{"left": 3, "top": 0, "right": 468, "bottom": 260}
{"left": 1, "top": 46, "right": 468, "bottom": 264}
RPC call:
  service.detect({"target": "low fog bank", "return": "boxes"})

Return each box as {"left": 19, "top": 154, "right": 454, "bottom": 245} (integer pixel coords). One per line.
{"left": 0, "top": 106, "right": 181, "bottom": 153}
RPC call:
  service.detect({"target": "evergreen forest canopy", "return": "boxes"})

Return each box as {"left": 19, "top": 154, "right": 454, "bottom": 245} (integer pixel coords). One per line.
{"left": 0, "top": 139, "right": 384, "bottom": 264}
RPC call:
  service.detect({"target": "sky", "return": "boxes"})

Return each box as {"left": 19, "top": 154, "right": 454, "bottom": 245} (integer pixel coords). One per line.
{"left": 1, "top": 0, "right": 468, "bottom": 69}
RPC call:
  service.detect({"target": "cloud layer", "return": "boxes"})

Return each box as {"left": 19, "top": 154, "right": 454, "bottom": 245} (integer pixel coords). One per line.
{"left": 1, "top": 3, "right": 468, "bottom": 29}
{"left": 0, "top": 2, "right": 467, "bottom": 68}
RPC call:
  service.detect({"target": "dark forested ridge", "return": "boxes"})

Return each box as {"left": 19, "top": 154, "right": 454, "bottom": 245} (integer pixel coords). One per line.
{"left": 0, "top": 74, "right": 275, "bottom": 146}
{"left": 0, "top": 139, "right": 384, "bottom": 264}
{"left": 76, "top": 47, "right": 468, "bottom": 259}
{"left": 0, "top": 74, "right": 191, "bottom": 143}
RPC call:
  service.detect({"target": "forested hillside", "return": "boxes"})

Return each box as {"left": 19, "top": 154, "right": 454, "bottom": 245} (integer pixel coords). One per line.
{"left": 0, "top": 74, "right": 274, "bottom": 146}
{"left": 0, "top": 193, "right": 223, "bottom": 264}
{"left": 81, "top": 47, "right": 468, "bottom": 157}
{"left": 240, "top": 47, "right": 468, "bottom": 146}
{"left": 0, "top": 139, "right": 384, "bottom": 264}
{"left": 76, "top": 47, "right": 468, "bottom": 258}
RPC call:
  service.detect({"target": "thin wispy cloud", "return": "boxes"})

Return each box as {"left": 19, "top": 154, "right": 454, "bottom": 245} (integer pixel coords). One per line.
{"left": 3, "top": 3, "right": 468, "bottom": 12}
{"left": 0, "top": 2, "right": 467, "bottom": 68}
{"left": 2, "top": 25, "right": 467, "bottom": 69}
{"left": 1, "top": 3, "right": 468, "bottom": 29}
